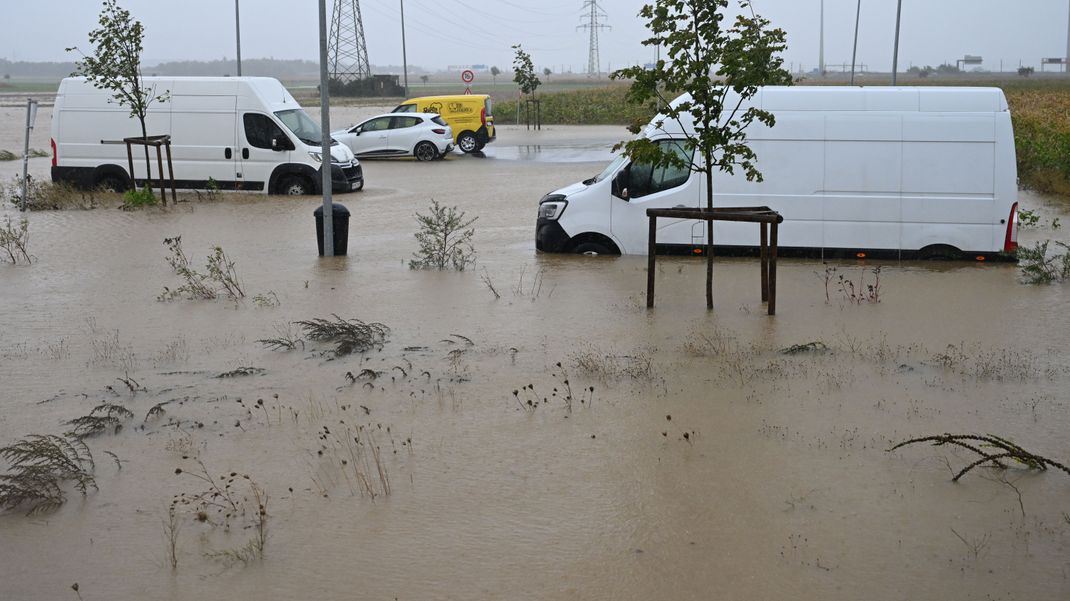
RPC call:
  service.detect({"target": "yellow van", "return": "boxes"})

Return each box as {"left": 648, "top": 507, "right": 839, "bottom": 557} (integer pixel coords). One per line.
{"left": 392, "top": 94, "right": 495, "bottom": 153}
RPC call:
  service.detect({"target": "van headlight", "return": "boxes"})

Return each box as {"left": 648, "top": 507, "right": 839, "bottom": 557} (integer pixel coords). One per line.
{"left": 538, "top": 198, "right": 567, "bottom": 221}
{"left": 308, "top": 151, "right": 323, "bottom": 163}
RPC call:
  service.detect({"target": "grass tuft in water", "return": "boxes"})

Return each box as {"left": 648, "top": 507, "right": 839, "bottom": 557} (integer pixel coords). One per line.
{"left": 64, "top": 403, "right": 134, "bottom": 438}
{"left": 889, "top": 433, "right": 1070, "bottom": 482}
{"left": 295, "top": 314, "right": 390, "bottom": 356}
{"left": 1017, "top": 240, "right": 1070, "bottom": 284}
{"left": 0, "top": 434, "right": 96, "bottom": 514}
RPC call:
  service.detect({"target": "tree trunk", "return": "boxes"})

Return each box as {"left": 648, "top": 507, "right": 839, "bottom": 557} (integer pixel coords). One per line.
{"left": 705, "top": 155, "right": 714, "bottom": 310}
{"left": 138, "top": 115, "right": 152, "bottom": 195}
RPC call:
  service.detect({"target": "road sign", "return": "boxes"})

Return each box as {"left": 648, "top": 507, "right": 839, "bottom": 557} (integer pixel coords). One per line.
{"left": 463, "top": 87, "right": 472, "bottom": 95}
{"left": 962, "top": 55, "right": 983, "bottom": 65}
{"left": 1042, "top": 57, "right": 1066, "bottom": 64}
{"left": 461, "top": 69, "right": 475, "bottom": 84}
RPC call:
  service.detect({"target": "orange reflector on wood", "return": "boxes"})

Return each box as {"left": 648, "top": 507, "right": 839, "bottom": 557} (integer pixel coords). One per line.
{"left": 856, "top": 252, "right": 866, "bottom": 258}
{"left": 976, "top": 256, "right": 986, "bottom": 262}
{"left": 693, "top": 248, "right": 702, "bottom": 255}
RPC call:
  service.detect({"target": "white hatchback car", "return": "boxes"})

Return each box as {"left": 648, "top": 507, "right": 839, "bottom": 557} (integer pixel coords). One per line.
{"left": 333, "top": 113, "right": 453, "bottom": 161}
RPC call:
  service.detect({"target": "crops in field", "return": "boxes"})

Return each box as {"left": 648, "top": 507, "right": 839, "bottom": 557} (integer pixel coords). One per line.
{"left": 1005, "top": 84, "right": 1070, "bottom": 196}
{"left": 493, "top": 86, "right": 656, "bottom": 127}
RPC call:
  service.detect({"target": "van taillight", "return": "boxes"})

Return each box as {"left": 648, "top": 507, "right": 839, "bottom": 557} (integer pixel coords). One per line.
{"left": 50, "top": 138, "right": 57, "bottom": 167}
{"left": 480, "top": 107, "right": 486, "bottom": 127}
{"left": 1004, "top": 202, "right": 1019, "bottom": 253}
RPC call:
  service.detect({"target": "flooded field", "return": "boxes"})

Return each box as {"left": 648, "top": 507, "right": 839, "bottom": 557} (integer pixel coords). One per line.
{"left": 2, "top": 117, "right": 1070, "bottom": 600}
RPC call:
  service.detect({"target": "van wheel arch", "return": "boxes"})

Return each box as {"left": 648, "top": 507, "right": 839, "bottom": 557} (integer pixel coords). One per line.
{"left": 569, "top": 233, "right": 621, "bottom": 256}
{"left": 918, "top": 244, "right": 963, "bottom": 260}
{"left": 269, "top": 164, "right": 320, "bottom": 195}
{"left": 92, "top": 165, "right": 131, "bottom": 192}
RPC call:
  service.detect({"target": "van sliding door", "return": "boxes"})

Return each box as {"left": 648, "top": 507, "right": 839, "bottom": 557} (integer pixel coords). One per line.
{"left": 822, "top": 114, "right": 903, "bottom": 253}
{"left": 168, "top": 95, "right": 239, "bottom": 189}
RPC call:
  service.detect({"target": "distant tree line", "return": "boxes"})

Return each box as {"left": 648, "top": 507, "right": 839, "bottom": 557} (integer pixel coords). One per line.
{"left": 0, "top": 57, "right": 428, "bottom": 80}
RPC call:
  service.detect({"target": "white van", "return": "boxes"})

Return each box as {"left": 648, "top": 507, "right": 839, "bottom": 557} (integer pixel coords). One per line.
{"left": 536, "top": 87, "right": 1019, "bottom": 260}
{"left": 51, "top": 76, "right": 362, "bottom": 195}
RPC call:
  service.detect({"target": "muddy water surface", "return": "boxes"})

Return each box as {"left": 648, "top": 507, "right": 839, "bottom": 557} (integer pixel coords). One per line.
{"left": 2, "top": 125, "right": 1070, "bottom": 601}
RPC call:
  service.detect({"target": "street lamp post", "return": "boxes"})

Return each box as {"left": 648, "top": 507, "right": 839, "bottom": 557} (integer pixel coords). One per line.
{"left": 850, "top": 0, "right": 861, "bottom": 85}
{"left": 819, "top": 0, "right": 825, "bottom": 76}
{"left": 892, "top": 0, "right": 903, "bottom": 85}
{"left": 400, "top": 0, "right": 409, "bottom": 97}
{"left": 235, "top": 0, "right": 242, "bottom": 76}
{"left": 318, "top": 0, "right": 334, "bottom": 256}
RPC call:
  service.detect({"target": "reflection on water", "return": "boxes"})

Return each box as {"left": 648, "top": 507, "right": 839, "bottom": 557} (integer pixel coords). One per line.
{"left": 0, "top": 154, "right": 1069, "bottom": 601}
{"left": 481, "top": 143, "right": 615, "bottom": 163}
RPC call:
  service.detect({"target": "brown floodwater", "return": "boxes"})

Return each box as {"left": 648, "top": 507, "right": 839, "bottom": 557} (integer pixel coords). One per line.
{"left": 2, "top": 124, "right": 1069, "bottom": 601}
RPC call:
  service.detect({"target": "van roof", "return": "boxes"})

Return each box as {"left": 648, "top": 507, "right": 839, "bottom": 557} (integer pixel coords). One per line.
{"left": 57, "top": 76, "right": 299, "bottom": 110}
{"left": 400, "top": 94, "right": 489, "bottom": 103}
{"left": 668, "top": 86, "right": 1008, "bottom": 113}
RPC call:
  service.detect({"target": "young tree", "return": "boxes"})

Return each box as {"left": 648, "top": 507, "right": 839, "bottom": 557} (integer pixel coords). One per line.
{"left": 490, "top": 66, "right": 501, "bottom": 86}
{"left": 542, "top": 67, "right": 552, "bottom": 81}
{"left": 612, "top": 0, "right": 791, "bottom": 309}
{"left": 67, "top": 0, "right": 168, "bottom": 194}
{"left": 511, "top": 45, "right": 541, "bottom": 100}
{"left": 420, "top": 74, "right": 430, "bottom": 85}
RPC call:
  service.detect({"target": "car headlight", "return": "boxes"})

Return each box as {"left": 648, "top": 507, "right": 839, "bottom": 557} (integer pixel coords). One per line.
{"left": 308, "top": 151, "right": 323, "bottom": 163}
{"left": 539, "top": 199, "right": 567, "bottom": 221}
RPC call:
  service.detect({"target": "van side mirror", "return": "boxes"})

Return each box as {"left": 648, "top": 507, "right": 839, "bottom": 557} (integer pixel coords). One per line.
{"left": 271, "top": 135, "right": 293, "bottom": 151}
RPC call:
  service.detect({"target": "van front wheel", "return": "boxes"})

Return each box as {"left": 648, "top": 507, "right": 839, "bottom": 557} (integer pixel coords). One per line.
{"left": 458, "top": 132, "right": 479, "bottom": 153}
{"left": 573, "top": 242, "right": 614, "bottom": 256}
{"left": 276, "top": 175, "right": 312, "bottom": 196}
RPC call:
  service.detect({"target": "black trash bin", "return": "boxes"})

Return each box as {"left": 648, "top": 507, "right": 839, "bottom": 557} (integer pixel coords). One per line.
{"left": 314, "top": 203, "right": 350, "bottom": 256}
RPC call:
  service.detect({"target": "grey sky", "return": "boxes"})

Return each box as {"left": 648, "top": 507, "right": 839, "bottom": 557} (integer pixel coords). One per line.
{"left": 5, "top": 1, "right": 1070, "bottom": 73}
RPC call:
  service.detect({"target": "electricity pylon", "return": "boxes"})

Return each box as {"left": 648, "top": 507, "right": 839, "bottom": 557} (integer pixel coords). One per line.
{"left": 328, "top": 0, "right": 371, "bottom": 84}
{"left": 577, "top": 0, "right": 610, "bottom": 77}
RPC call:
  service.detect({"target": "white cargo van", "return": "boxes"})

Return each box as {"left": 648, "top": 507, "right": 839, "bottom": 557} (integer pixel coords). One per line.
{"left": 51, "top": 76, "right": 363, "bottom": 195}
{"left": 536, "top": 87, "right": 1019, "bottom": 260}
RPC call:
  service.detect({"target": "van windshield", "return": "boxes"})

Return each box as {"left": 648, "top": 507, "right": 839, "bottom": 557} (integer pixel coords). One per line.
{"left": 587, "top": 154, "right": 628, "bottom": 185}
{"left": 274, "top": 109, "right": 336, "bottom": 146}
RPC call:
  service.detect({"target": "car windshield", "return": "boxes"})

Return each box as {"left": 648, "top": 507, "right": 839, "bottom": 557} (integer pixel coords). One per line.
{"left": 588, "top": 154, "right": 628, "bottom": 184}
{"left": 274, "top": 109, "right": 336, "bottom": 146}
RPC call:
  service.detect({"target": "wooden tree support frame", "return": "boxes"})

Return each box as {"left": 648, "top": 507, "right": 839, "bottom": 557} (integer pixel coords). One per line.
{"left": 646, "top": 206, "right": 784, "bottom": 315}
{"left": 524, "top": 98, "right": 541, "bottom": 131}
{"left": 101, "top": 135, "right": 177, "bottom": 206}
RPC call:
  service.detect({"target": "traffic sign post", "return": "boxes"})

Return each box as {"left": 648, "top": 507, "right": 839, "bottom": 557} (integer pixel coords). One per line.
{"left": 461, "top": 69, "right": 475, "bottom": 96}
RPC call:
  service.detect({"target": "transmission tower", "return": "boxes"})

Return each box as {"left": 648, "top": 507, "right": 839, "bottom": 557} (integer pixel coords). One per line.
{"left": 577, "top": 1, "right": 610, "bottom": 77}
{"left": 328, "top": 0, "right": 371, "bottom": 84}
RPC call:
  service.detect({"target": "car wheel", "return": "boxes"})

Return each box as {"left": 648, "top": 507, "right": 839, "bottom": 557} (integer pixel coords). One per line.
{"left": 277, "top": 175, "right": 312, "bottom": 196}
{"left": 458, "top": 132, "right": 478, "bottom": 153}
{"left": 414, "top": 141, "right": 438, "bottom": 162}
{"left": 573, "top": 242, "right": 613, "bottom": 256}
